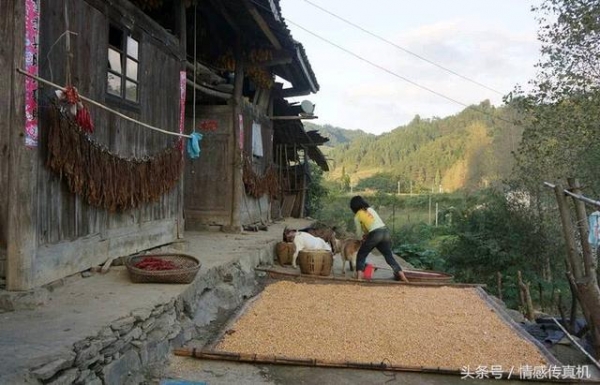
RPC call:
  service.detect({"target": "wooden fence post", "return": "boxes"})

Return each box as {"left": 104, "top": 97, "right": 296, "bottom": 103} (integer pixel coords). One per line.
{"left": 566, "top": 178, "right": 600, "bottom": 358}
{"left": 496, "top": 272, "right": 503, "bottom": 301}
{"left": 518, "top": 270, "right": 535, "bottom": 321}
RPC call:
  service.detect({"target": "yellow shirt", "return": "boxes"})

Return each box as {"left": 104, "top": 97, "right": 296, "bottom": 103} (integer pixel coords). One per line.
{"left": 354, "top": 208, "right": 386, "bottom": 238}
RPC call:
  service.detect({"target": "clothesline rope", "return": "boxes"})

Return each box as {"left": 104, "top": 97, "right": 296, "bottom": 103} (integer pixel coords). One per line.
{"left": 16, "top": 68, "right": 192, "bottom": 139}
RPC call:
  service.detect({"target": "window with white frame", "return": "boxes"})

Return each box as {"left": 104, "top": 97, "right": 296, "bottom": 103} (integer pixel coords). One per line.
{"left": 107, "top": 26, "right": 139, "bottom": 103}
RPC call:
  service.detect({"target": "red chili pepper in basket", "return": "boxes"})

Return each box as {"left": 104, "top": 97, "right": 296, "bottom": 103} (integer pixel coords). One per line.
{"left": 134, "top": 257, "right": 178, "bottom": 271}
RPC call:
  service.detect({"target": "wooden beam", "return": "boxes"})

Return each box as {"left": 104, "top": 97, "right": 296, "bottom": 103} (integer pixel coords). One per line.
{"left": 185, "top": 60, "right": 226, "bottom": 85}
{"left": 175, "top": 0, "right": 186, "bottom": 239}
{"left": 223, "top": 39, "right": 245, "bottom": 233}
{"left": 175, "top": 0, "right": 186, "bottom": 61}
{"left": 186, "top": 79, "right": 231, "bottom": 100}
{"left": 6, "top": 0, "right": 36, "bottom": 290}
{"left": 242, "top": 49, "right": 292, "bottom": 67}
{"left": 206, "top": 0, "right": 240, "bottom": 34}
{"left": 270, "top": 116, "right": 318, "bottom": 121}
{"left": 281, "top": 88, "right": 312, "bottom": 98}
{"left": 258, "top": 50, "right": 293, "bottom": 67}
{"left": 241, "top": 0, "right": 282, "bottom": 50}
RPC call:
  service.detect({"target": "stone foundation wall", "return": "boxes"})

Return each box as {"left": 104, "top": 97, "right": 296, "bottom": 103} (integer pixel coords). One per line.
{"left": 28, "top": 244, "right": 276, "bottom": 385}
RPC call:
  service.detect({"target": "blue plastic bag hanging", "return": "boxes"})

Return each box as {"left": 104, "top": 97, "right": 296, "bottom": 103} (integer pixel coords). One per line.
{"left": 186, "top": 132, "right": 203, "bottom": 159}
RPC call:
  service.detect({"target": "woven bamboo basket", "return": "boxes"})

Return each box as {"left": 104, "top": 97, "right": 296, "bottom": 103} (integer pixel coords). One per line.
{"left": 275, "top": 242, "right": 294, "bottom": 265}
{"left": 126, "top": 253, "right": 201, "bottom": 284}
{"left": 297, "top": 249, "right": 333, "bottom": 276}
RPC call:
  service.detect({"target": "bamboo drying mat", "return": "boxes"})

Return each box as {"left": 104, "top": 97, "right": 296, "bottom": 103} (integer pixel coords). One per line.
{"left": 176, "top": 278, "right": 572, "bottom": 380}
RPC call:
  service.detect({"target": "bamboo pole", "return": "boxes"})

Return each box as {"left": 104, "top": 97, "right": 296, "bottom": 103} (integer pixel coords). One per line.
{"left": 552, "top": 317, "right": 600, "bottom": 371}
{"left": 16, "top": 68, "right": 191, "bottom": 138}
{"left": 544, "top": 181, "right": 600, "bottom": 209}
{"left": 254, "top": 267, "right": 485, "bottom": 288}
{"left": 173, "top": 348, "right": 461, "bottom": 376}
{"left": 173, "top": 347, "right": 569, "bottom": 381}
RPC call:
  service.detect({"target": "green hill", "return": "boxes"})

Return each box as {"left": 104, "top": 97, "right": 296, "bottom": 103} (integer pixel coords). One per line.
{"left": 314, "top": 100, "right": 523, "bottom": 193}
{"left": 303, "top": 122, "right": 374, "bottom": 147}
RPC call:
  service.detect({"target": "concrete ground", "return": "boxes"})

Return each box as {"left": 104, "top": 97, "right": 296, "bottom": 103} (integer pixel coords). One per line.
{"left": 0, "top": 218, "right": 311, "bottom": 384}
{"left": 163, "top": 358, "right": 582, "bottom": 385}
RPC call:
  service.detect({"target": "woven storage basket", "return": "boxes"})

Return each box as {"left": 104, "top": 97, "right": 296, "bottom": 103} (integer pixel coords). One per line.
{"left": 275, "top": 242, "right": 294, "bottom": 265}
{"left": 126, "top": 253, "right": 201, "bottom": 284}
{"left": 297, "top": 250, "right": 333, "bottom": 276}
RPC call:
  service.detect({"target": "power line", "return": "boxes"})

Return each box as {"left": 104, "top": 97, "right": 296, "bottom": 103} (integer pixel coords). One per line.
{"left": 301, "top": 0, "right": 504, "bottom": 95}
{"left": 249, "top": 0, "right": 519, "bottom": 126}
{"left": 288, "top": 19, "right": 473, "bottom": 109}
{"left": 285, "top": 19, "right": 519, "bottom": 125}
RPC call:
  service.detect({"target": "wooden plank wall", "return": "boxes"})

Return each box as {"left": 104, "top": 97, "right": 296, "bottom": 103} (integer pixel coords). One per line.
{"left": 183, "top": 105, "right": 234, "bottom": 229}
{"left": 183, "top": 99, "right": 275, "bottom": 229}
{"left": 23, "top": 0, "right": 183, "bottom": 287}
{"left": 0, "top": 0, "right": 19, "bottom": 278}
{"left": 239, "top": 101, "right": 273, "bottom": 225}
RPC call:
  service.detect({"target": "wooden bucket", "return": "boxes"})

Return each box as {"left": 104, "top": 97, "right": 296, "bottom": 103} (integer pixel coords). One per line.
{"left": 276, "top": 242, "right": 294, "bottom": 265}
{"left": 297, "top": 250, "right": 333, "bottom": 276}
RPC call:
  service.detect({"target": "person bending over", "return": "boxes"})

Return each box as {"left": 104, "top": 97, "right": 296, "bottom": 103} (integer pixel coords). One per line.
{"left": 350, "top": 195, "right": 409, "bottom": 282}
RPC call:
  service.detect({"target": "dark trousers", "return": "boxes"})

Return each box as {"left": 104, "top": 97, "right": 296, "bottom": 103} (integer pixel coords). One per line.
{"left": 356, "top": 227, "right": 403, "bottom": 273}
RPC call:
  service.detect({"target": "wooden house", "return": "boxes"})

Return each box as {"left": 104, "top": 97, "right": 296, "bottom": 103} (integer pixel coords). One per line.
{"left": 180, "top": 0, "right": 326, "bottom": 231}
{"left": 0, "top": 0, "right": 325, "bottom": 291}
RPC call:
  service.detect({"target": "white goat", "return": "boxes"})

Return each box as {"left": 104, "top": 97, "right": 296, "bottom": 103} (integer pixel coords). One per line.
{"left": 285, "top": 230, "right": 332, "bottom": 268}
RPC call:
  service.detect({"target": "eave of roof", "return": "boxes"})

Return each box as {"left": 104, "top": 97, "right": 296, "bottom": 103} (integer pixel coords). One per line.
{"left": 273, "top": 120, "right": 329, "bottom": 171}
{"left": 252, "top": 0, "right": 320, "bottom": 93}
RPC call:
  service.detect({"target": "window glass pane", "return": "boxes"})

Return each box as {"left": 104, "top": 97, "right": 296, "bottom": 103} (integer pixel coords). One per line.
{"left": 127, "top": 36, "right": 139, "bottom": 59}
{"left": 107, "top": 73, "right": 121, "bottom": 96}
{"left": 125, "top": 80, "right": 138, "bottom": 102}
{"left": 108, "top": 48, "right": 122, "bottom": 74}
{"left": 109, "top": 27, "right": 123, "bottom": 49}
{"left": 107, "top": 29, "right": 140, "bottom": 103}
{"left": 126, "top": 58, "right": 138, "bottom": 80}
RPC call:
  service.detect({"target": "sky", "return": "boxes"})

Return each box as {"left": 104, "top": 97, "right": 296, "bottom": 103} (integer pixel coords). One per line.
{"left": 279, "top": 0, "right": 543, "bottom": 135}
